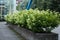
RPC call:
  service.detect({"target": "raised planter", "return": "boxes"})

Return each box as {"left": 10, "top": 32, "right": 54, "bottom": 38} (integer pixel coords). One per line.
{"left": 7, "top": 24, "right": 58, "bottom": 40}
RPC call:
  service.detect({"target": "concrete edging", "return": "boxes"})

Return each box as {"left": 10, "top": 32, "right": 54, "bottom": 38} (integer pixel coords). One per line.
{"left": 8, "top": 24, "right": 58, "bottom": 40}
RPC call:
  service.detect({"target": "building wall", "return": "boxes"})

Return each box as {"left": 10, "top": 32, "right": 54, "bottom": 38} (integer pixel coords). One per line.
{"left": 0, "top": 0, "right": 8, "bottom": 15}
{"left": 0, "top": 0, "right": 16, "bottom": 14}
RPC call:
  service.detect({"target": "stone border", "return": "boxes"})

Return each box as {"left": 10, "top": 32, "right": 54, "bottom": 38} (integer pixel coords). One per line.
{"left": 7, "top": 24, "right": 58, "bottom": 40}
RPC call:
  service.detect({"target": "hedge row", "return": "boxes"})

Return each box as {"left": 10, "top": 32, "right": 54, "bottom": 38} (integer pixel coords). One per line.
{"left": 5, "top": 9, "right": 60, "bottom": 33}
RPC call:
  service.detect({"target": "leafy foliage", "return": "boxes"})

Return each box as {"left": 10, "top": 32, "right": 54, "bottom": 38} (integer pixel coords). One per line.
{"left": 32, "top": 0, "right": 60, "bottom": 12}
{"left": 5, "top": 9, "right": 60, "bottom": 33}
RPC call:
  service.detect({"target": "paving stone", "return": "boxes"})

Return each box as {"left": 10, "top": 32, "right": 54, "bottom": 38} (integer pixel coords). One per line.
{"left": 0, "top": 22, "right": 25, "bottom": 40}
{"left": 52, "top": 25, "right": 60, "bottom": 40}
{"left": 0, "top": 22, "right": 60, "bottom": 40}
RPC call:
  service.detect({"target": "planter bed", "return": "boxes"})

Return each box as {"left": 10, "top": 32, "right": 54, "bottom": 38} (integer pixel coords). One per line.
{"left": 7, "top": 24, "right": 58, "bottom": 40}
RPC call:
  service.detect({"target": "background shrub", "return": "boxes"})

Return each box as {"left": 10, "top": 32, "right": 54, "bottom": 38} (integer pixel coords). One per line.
{"left": 31, "top": 0, "right": 60, "bottom": 12}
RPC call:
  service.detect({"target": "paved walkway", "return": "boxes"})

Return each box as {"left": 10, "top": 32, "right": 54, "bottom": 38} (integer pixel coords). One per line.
{"left": 52, "top": 25, "right": 60, "bottom": 40}
{"left": 0, "top": 22, "right": 60, "bottom": 40}
{"left": 0, "top": 22, "right": 25, "bottom": 40}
